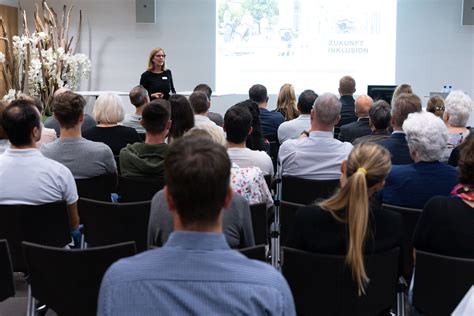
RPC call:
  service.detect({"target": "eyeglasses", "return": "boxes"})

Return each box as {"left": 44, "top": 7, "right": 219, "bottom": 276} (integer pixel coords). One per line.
{"left": 155, "top": 54, "right": 166, "bottom": 58}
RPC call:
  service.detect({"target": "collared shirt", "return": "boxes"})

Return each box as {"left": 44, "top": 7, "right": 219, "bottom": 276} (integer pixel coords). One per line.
{"left": 278, "top": 114, "right": 311, "bottom": 144}
{"left": 194, "top": 115, "right": 226, "bottom": 140}
{"left": 278, "top": 131, "right": 353, "bottom": 180}
{"left": 259, "top": 107, "right": 284, "bottom": 139}
{"left": 98, "top": 232, "right": 296, "bottom": 316}
{"left": 228, "top": 147, "right": 274, "bottom": 176}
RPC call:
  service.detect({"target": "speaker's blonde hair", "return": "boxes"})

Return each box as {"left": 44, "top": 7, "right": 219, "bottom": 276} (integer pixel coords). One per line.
{"left": 319, "top": 143, "right": 391, "bottom": 295}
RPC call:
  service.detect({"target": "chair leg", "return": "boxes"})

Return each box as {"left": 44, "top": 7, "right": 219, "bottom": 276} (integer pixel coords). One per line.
{"left": 27, "top": 284, "right": 36, "bottom": 316}
{"left": 397, "top": 276, "right": 408, "bottom": 316}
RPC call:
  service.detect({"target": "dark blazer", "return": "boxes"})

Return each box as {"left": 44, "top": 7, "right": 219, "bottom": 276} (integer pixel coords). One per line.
{"left": 376, "top": 132, "right": 413, "bottom": 165}
{"left": 338, "top": 117, "right": 372, "bottom": 143}
{"left": 334, "top": 95, "right": 357, "bottom": 139}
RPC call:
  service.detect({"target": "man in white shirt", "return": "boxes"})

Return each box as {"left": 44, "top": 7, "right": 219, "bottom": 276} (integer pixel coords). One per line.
{"left": 122, "top": 85, "right": 149, "bottom": 134}
{"left": 0, "top": 99, "right": 79, "bottom": 230}
{"left": 278, "top": 93, "right": 353, "bottom": 180}
{"left": 224, "top": 105, "right": 274, "bottom": 176}
{"left": 189, "top": 91, "right": 225, "bottom": 137}
{"left": 278, "top": 89, "right": 318, "bottom": 144}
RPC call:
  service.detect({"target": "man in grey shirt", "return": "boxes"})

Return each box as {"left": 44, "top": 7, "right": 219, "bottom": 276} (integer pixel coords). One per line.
{"left": 122, "top": 85, "right": 149, "bottom": 134}
{"left": 41, "top": 91, "right": 116, "bottom": 179}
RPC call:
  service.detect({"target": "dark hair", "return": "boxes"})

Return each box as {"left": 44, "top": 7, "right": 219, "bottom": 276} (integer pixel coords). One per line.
{"left": 458, "top": 132, "right": 474, "bottom": 184}
{"left": 129, "top": 85, "right": 148, "bottom": 107}
{"left": 165, "top": 136, "right": 231, "bottom": 226}
{"left": 169, "top": 94, "right": 194, "bottom": 140}
{"left": 0, "top": 100, "right": 9, "bottom": 139}
{"left": 339, "top": 76, "right": 356, "bottom": 95}
{"left": 52, "top": 91, "right": 86, "bottom": 129}
{"left": 17, "top": 94, "right": 43, "bottom": 113}
{"left": 426, "top": 95, "right": 445, "bottom": 118}
{"left": 189, "top": 91, "right": 209, "bottom": 114}
{"left": 249, "top": 84, "right": 268, "bottom": 103}
{"left": 193, "top": 83, "right": 212, "bottom": 100}
{"left": 234, "top": 100, "right": 266, "bottom": 150}
{"left": 224, "top": 105, "right": 252, "bottom": 144}
{"left": 142, "top": 99, "right": 171, "bottom": 134}
{"left": 298, "top": 89, "right": 318, "bottom": 114}
{"left": 391, "top": 93, "right": 422, "bottom": 127}
{"left": 2, "top": 100, "right": 41, "bottom": 146}
{"left": 369, "top": 100, "right": 391, "bottom": 130}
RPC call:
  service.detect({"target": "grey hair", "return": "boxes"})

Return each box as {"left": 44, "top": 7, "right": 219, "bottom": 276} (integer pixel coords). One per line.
{"left": 93, "top": 92, "right": 125, "bottom": 124}
{"left": 313, "top": 92, "right": 341, "bottom": 125}
{"left": 444, "top": 90, "right": 473, "bottom": 127}
{"left": 403, "top": 111, "right": 448, "bottom": 162}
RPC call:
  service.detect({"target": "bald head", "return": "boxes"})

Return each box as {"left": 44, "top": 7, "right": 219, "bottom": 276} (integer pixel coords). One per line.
{"left": 355, "top": 95, "right": 373, "bottom": 117}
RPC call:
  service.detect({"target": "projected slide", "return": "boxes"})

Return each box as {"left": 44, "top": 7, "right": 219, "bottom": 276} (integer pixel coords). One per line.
{"left": 216, "top": 0, "right": 397, "bottom": 94}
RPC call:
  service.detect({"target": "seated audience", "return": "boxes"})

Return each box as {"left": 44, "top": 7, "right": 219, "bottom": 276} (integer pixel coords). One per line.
{"left": 98, "top": 136, "right": 294, "bottom": 315}
{"left": 193, "top": 83, "right": 223, "bottom": 127}
{"left": 376, "top": 93, "right": 422, "bottom": 165}
{"left": 278, "top": 93, "right": 353, "bottom": 180}
{"left": 249, "top": 84, "right": 284, "bottom": 140}
{"left": 288, "top": 142, "right": 402, "bottom": 295}
{"left": 189, "top": 91, "right": 225, "bottom": 137}
{"left": 122, "top": 85, "right": 149, "bottom": 134}
{"left": 83, "top": 92, "right": 142, "bottom": 155}
{"left": 225, "top": 105, "right": 274, "bottom": 176}
{"left": 0, "top": 100, "right": 79, "bottom": 231}
{"left": 278, "top": 89, "right": 318, "bottom": 144}
{"left": 40, "top": 92, "right": 117, "bottom": 179}
{"left": 275, "top": 83, "right": 299, "bottom": 121}
{"left": 0, "top": 100, "right": 9, "bottom": 153}
{"left": 391, "top": 83, "right": 413, "bottom": 106}
{"left": 120, "top": 99, "right": 170, "bottom": 178}
{"left": 234, "top": 99, "right": 266, "bottom": 151}
{"left": 167, "top": 94, "right": 194, "bottom": 143}
{"left": 426, "top": 95, "right": 445, "bottom": 119}
{"left": 413, "top": 132, "right": 474, "bottom": 257}
{"left": 380, "top": 112, "right": 458, "bottom": 209}
{"left": 338, "top": 94, "right": 373, "bottom": 143}
{"left": 353, "top": 100, "right": 391, "bottom": 145}
{"left": 335, "top": 75, "right": 357, "bottom": 138}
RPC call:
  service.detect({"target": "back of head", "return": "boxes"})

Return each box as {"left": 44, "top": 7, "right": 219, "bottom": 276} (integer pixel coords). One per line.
{"left": 234, "top": 99, "right": 266, "bottom": 151}
{"left": 369, "top": 100, "right": 391, "bottom": 130}
{"left": 355, "top": 95, "right": 373, "bottom": 117}
{"left": 17, "top": 94, "right": 43, "bottom": 114}
{"left": 458, "top": 132, "right": 474, "bottom": 185}
{"left": 193, "top": 83, "right": 212, "bottom": 100}
{"left": 339, "top": 76, "right": 356, "bottom": 96}
{"left": 142, "top": 99, "right": 171, "bottom": 134}
{"left": 2, "top": 100, "right": 41, "bottom": 147}
{"left": 248, "top": 84, "right": 268, "bottom": 104}
{"left": 224, "top": 104, "right": 252, "bottom": 144}
{"left": 0, "top": 100, "right": 8, "bottom": 139}
{"left": 165, "top": 136, "right": 231, "bottom": 227}
{"left": 313, "top": 92, "right": 342, "bottom": 126}
{"left": 129, "top": 85, "right": 149, "bottom": 108}
{"left": 169, "top": 94, "right": 194, "bottom": 140}
{"left": 184, "top": 125, "right": 226, "bottom": 146}
{"left": 392, "top": 84, "right": 412, "bottom": 104}
{"left": 391, "top": 93, "right": 422, "bottom": 128}
{"left": 403, "top": 111, "right": 448, "bottom": 162}
{"left": 93, "top": 93, "right": 125, "bottom": 124}
{"left": 189, "top": 91, "right": 209, "bottom": 114}
{"left": 52, "top": 91, "right": 86, "bottom": 129}
{"left": 426, "top": 95, "right": 445, "bottom": 118}
{"left": 444, "top": 90, "right": 473, "bottom": 127}
{"left": 297, "top": 89, "right": 318, "bottom": 114}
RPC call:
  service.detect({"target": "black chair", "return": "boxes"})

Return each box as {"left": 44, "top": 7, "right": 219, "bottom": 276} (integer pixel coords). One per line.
{"left": 281, "top": 176, "right": 339, "bottom": 205}
{"left": 382, "top": 203, "right": 422, "bottom": 280}
{"left": 0, "top": 239, "right": 15, "bottom": 302}
{"left": 114, "top": 155, "right": 121, "bottom": 175}
{"left": 75, "top": 173, "right": 117, "bottom": 201}
{"left": 249, "top": 203, "right": 268, "bottom": 245}
{"left": 238, "top": 244, "right": 267, "bottom": 262}
{"left": 117, "top": 175, "right": 165, "bottom": 202}
{"left": 263, "top": 174, "right": 273, "bottom": 192}
{"left": 0, "top": 202, "right": 71, "bottom": 272}
{"left": 282, "top": 247, "right": 400, "bottom": 316}
{"left": 413, "top": 251, "right": 474, "bottom": 316}
{"left": 78, "top": 198, "right": 151, "bottom": 253}
{"left": 268, "top": 140, "right": 280, "bottom": 173}
{"left": 279, "top": 200, "right": 305, "bottom": 247}
{"left": 23, "top": 241, "right": 136, "bottom": 316}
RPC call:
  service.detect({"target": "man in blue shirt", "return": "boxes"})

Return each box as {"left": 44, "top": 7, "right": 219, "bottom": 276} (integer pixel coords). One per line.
{"left": 249, "top": 84, "right": 284, "bottom": 141}
{"left": 98, "top": 136, "right": 295, "bottom": 315}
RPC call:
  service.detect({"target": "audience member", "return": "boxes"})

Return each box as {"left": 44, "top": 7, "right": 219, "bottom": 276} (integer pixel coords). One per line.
{"left": 0, "top": 100, "right": 9, "bottom": 153}
{"left": 391, "top": 83, "right": 412, "bottom": 106}
{"left": 193, "top": 83, "right": 223, "bottom": 127}
{"left": 249, "top": 84, "right": 284, "bottom": 140}
{"left": 98, "top": 136, "right": 295, "bottom": 315}
{"left": 353, "top": 100, "right": 391, "bottom": 145}
{"left": 83, "top": 92, "right": 142, "bottom": 155}
{"left": 234, "top": 100, "right": 266, "bottom": 151}
{"left": 414, "top": 132, "right": 474, "bottom": 257}
{"left": 376, "top": 93, "right": 422, "bottom": 165}
{"left": 288, "top": 142, "right": 401, "bottom": 295}
{"left": 122, "top": 85, "right": 149, "bottom": 134}
{"left": 189, "top": 91, "right": 225, "bottom": 137}
{"left": 426, "top": 95, "right": 445, "bottom": 119}
{"left": 278, "top": 89, "right": 318, "bottom": 143}
{"left": 40, "top": 92, "right": 117, "bottom": 179}
{"left": 279, "top": 93, "right": 353, "bottom": 180}
{"left": 338, "top": 94, "right": 373, "bottom": 143}
{"left": 120, "top": 99, "right": 170, "bottom": 178}
{"left": 335, "top": 75, "right": 357, "bottom": 137}
{"left": 379, "top": 112, "right": 458, "bottom": 209}
{"left": 275, "top": 83, "right": 299, "bottom": 121}
{"left": 0, "top": 100, "right": 79, "bottom": 231}
{"left": 225, "top": 105, "right": 273, "bottom": 176}
{"left": 168, "top": 94, "right": 194, "bottom": 143}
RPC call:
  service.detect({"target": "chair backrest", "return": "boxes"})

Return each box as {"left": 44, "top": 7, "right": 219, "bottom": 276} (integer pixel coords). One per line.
{"left": 382, "top": 203, "right": 422, "bottom": 280}
{"left": 249, "top": 203, "right": 268, "bottom": 245}
{"left": 0, "top": 239, "right": 15, "bottom": 302}
{"left": 238, "top": 244, "right": 267, "bottom": 262}
{"left": 279, "top": 200, "right": 305, "bottom": 247}
{"left": 78, "top": 198, "right": 151, "bottom": 252}
{"left": 413, "top": 250, "right": 474, "bottom": 316}
{"left": 282, "top": 247, "right": 399, "bottom": 316}
{"left": 281, "top": 176, "right": 339, "bottom": 205}
{"left": 263, "top": 174, "right": 273, "bottom": 192}
{"left": 114, "top": 155, "right": 121, "bottom": 175}
{"left": 0, "top": 202, "right": 71, "bottom": 272}
{"left": 75, "top": 173, "right": 117, "bottom": 201}
{"left": 22, "top": 241, "right": 136, "bottom": 316}
{"left": 117, "top": 175, "right": 165, "bottom": 202}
